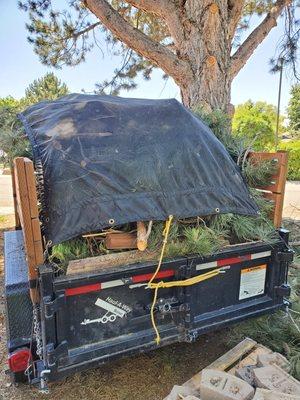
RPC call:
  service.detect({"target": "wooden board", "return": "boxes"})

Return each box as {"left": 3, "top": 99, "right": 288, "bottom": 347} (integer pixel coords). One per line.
{"left": 248, "top": 151, "right": 289, "bottom": 228}
{"left": 11, "top": 165, "right": 21, "bottom": 229}
{"left": 13, "top": 157, "right": 44, "bottom": 303}
{"left": 163, "top": 338, "right": 275, "bottom": 399}
{"left": 67, "top": 249, "right": 159, "bottom": 275}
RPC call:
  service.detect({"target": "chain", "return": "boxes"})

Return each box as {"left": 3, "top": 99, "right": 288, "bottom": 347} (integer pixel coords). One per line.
{"left": 33, "top": 305, "right": 43, "bottom": 359}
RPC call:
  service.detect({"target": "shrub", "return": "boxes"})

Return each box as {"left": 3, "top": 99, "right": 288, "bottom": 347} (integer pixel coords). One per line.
{"left": 278, "top": 140, "right": 300, "bottom": 180}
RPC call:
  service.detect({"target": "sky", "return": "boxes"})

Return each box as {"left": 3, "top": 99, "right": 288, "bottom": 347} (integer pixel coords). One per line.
{"left": 0, "top": 1, "right": 298, "bottom": 113}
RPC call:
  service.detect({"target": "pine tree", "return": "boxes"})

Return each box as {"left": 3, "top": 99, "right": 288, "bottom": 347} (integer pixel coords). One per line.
{"left": 19, "top": 1, "right": 300, "bottom": 112}
{"left": 24, "top": 72, "right": 69, "bottom": 104}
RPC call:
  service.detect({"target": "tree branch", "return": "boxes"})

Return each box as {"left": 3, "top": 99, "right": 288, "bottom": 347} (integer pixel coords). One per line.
{"left": 73, "top": 21, "right": 101, "bottom": 39}
{"left": 228, "top": 0, "right": 245, "bottom": 41}
{"left": 126, "top": 0, "right": 165, "bottom": 15}
{"left": 85, "top": 0, "right": 193, "bottom": 85}
{"left": 126, "top": 0, "right": 185, "bottom": 48}
{"left": 230, "top": 0, "right": 291, "bottom": 79}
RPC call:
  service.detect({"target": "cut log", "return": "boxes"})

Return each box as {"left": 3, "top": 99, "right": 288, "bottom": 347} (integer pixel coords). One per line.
{"left": 105, "top": 232, "right": 137, "bottom": 249}
{"left": 67, "top": 250, "right": 159, "bottom": 275}
{"left": 137, "top": 221, "right": 148, "bottom": 251}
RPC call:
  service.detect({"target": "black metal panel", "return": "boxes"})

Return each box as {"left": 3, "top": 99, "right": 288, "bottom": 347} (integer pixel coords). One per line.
{"left": 36, "top": 239, "right": 292, "bottom": 383}
{"left": 4, "top": 230, "right": 32, "bottom": 351}
{"left": 54, "top": 257, "right": 187, "bottom": 368}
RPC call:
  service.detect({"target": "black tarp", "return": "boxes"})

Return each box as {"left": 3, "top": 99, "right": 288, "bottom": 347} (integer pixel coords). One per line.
{"left": 19, "top": 94, "right": 259, "bottom": 245}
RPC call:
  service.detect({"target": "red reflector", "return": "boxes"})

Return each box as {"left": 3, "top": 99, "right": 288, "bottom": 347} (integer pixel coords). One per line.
{"left": 132, "top": 269, "right": 175, "bottom": 283}
{"left": 8, "top": 348, "right": 31, "bottom": 372}
{"left": 65, "top": 283, "right": 101, "bottom": 297}
{"left": 217, "top": 254, "right": 251, "bottom": 267}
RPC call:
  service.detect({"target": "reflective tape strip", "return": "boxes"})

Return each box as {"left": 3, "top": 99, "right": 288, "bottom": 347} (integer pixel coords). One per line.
{"left": 132, "top": 269, "right": 175, "bottom": 283}
{"left": 101, "top": 279, "right": 125, "bottom": 289}
{"left": 196, "top": 261, "right": 217, "bottom": 271}
{"left": 65, "top": 283, "right": 101, "bottom": 296}
{"left": 65, "top": 269, "right": 175, "bottom": 296}
{"left": 195, "top": 251, "right": 272, "bottom": 272}
{"left": 217, "top": 254, "right": 251, "bottom": 267}
{"left": 251, "top": 251, "right": 271, "bottom": 259}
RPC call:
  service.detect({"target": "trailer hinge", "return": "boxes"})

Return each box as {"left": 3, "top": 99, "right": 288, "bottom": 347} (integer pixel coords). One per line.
{"left": 276, "top": 250, "right": 294, "bottom": 263}
{"left": 46, "top": 341, "right": 68, "bottom": 366}
{"left": 44, "top": 293, "right": 65, "bottom": 319}
{"left": 274, "top": 284, "right": 291, "bottom": 298}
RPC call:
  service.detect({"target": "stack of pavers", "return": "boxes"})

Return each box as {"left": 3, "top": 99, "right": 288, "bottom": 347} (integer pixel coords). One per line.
{"left": 167, "top": 351, "right": 300, "bottom": 400}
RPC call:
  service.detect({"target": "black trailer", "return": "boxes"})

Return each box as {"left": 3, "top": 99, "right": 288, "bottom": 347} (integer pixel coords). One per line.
{"left": 5, "top": 227, "right": 293, "bottom": 388}
{"left": 3, "top": 95, "right": 293, "bottom": 390}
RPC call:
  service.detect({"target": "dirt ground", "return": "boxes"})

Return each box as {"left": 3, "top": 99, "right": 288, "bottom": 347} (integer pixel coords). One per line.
{"left": 0, "top": 214, "right": 229, "bottom": 400}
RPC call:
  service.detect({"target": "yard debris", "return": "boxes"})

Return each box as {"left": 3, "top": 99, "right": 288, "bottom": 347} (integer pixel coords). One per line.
{"left": 199, "top": 369, "right": 254, "bottom": 400}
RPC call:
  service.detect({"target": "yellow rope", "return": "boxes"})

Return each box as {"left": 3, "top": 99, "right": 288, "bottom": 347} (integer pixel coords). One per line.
{"left": 147, "top": 215, "right": 223, "bottom": 345}
{"left": 148, "top": 215, "right": 174, "bottom": 287}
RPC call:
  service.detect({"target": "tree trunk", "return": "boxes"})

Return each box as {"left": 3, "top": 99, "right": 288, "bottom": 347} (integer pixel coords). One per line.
{"left": 180, "top": 66, "right": 231, "bottom": 113}
{"left": 179, "top": 0, "right": 232, "bottom": 112}
{"left": 85, "top": 0, "right": 288, "bottom": 114}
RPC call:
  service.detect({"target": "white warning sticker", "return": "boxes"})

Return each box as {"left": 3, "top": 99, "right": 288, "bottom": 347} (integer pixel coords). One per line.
{"left": 95, "top": 298, "right": 127, "bottom": 318}
{"left": 239, "top": 264, "right": 267, "bottom": 300}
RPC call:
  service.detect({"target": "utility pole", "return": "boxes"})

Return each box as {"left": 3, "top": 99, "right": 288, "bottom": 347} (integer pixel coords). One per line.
{"left": 275, "top": 58, "right": 284, "bottom": 150}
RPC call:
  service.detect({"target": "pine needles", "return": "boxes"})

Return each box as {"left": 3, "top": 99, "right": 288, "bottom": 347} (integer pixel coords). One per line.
{"left": 243, "top": 158, "right": 278, "bottom": 187}
{"left": 183, "top": 226, "right": 228, "bottom": 255}
{"left": 50, "top": 238, "right": 90, "bottom": 270}
{"left": 148, "top": 220, "right": 229, "bottom": 259}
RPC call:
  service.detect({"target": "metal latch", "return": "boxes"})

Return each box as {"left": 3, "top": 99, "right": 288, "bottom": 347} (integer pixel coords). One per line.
{"left": 46, "top": 341, "right": 68, "bottom": 366}
{"left": 274, "top": 284, "right": 291, "bottom": 298}
{"left": 44, "top": 293, "right": 65, "bottom": 319}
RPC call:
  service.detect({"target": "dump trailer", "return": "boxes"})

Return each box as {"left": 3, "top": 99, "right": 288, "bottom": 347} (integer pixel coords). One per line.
{"left": 5, "top": 228, "right": 293, "bottom": 388}
{"left": 3, "top": 95, "right": 293, "bottom": 390}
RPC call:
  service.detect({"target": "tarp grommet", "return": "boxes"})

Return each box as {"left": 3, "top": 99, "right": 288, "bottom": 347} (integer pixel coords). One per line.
{"left": 215, "top": 208, "right": 220, "bottom": 213}
{"left": 108, "top": 219, "right": 115, "bottom": 225}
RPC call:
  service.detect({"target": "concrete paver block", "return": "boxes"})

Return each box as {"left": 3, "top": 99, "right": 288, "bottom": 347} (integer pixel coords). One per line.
{"left": 256, "top": 353, "right": 290, "bottom": 371}
{"left": 235, "top": 366, "right": 256, "bottom": 386}
{"left": 200, "top": 369, "right": 255, "bottom": 400}
{"left": 253, "top": 365, "right": 300, "bottom": 396}
{"left": 252, "top": 388, "right": 300, "bottom": 400}
{"left": 166, "top": 385, "right": 198, "bottom": 400}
